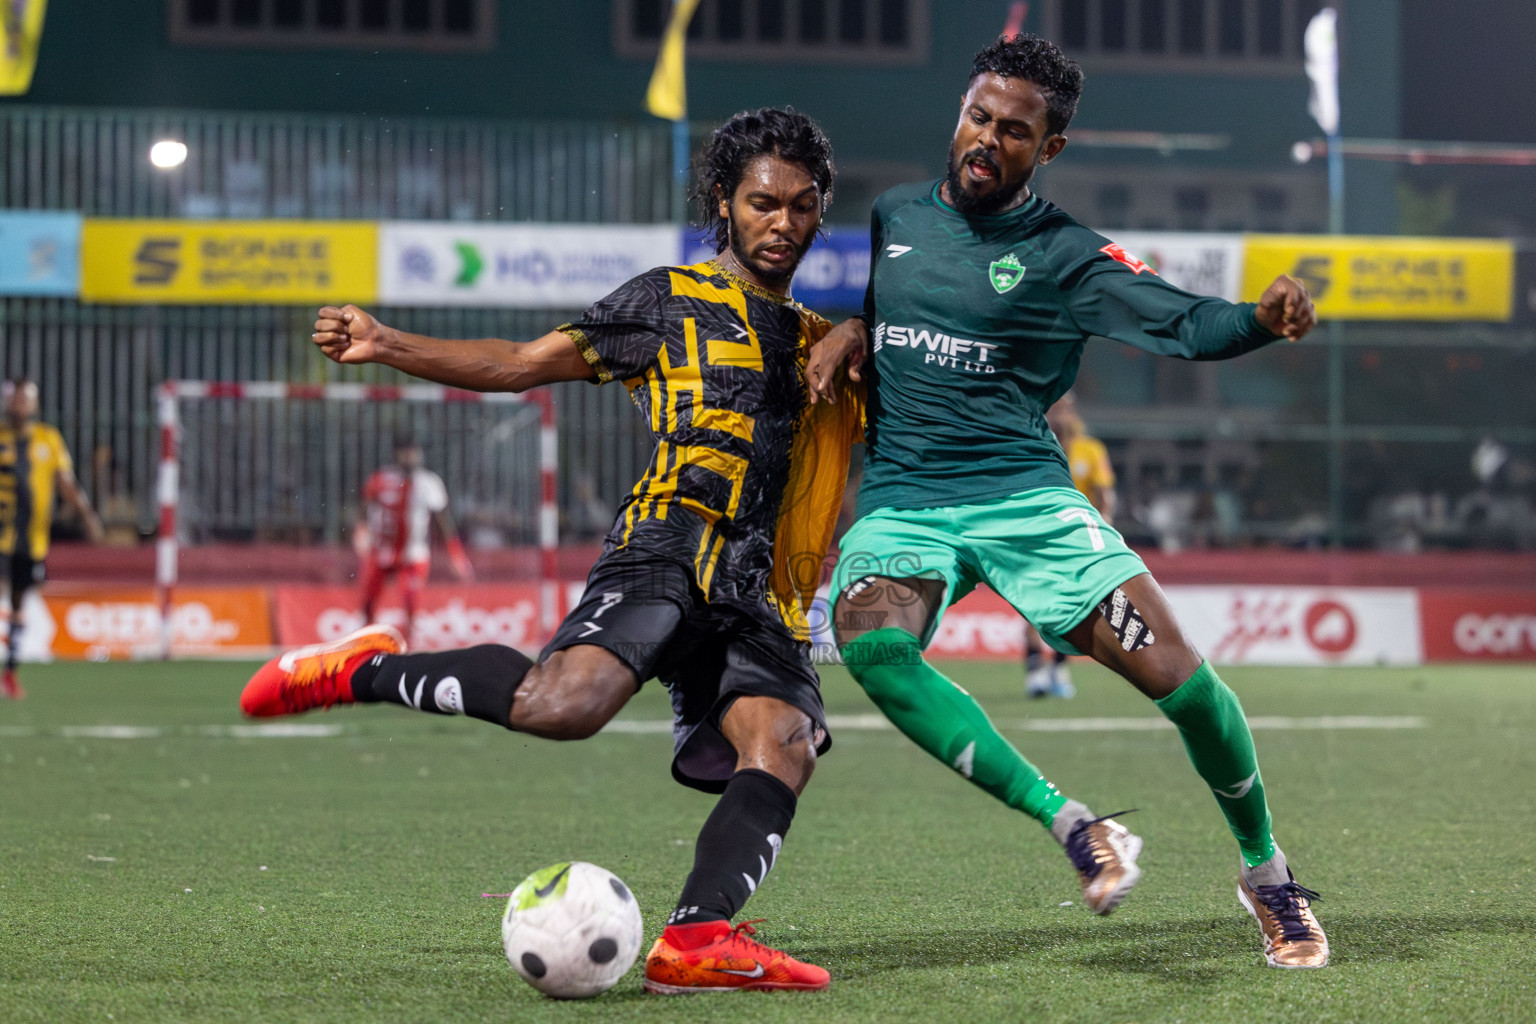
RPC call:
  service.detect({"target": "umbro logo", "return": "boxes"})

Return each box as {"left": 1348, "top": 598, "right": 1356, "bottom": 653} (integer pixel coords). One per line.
{"left": 885, "top": 244, "right": 913, "bottom": 258}
{"left": 1213, "top": 771, "right": 1258, "bottom": 800}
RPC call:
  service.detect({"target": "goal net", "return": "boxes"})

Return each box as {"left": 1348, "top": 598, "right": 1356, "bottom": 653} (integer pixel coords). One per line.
{"left": 155, "top": 381, "right": 559, "bottom": 656}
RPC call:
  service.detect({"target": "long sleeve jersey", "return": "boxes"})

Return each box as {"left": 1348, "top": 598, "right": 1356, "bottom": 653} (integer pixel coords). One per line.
{"left": 856, "top": 180, "right": 1279, "bottom": 518}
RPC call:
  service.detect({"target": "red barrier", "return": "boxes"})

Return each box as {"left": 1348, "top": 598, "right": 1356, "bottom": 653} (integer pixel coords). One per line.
{"left": 274, "top": 583, "right": 565, "bottom": 652}
{"left": 1419, "top": 589, "right": 1536, "bottom": 661}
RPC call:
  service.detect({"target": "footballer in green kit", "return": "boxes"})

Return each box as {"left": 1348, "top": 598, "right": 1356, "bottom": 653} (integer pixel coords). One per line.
{"left": 809, "top": 34, "right": 1329, "bottom": 969}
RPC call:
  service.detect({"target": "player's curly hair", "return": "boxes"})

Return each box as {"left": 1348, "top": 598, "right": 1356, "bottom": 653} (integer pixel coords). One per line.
{"left": 969, "top": 34, "right": 1085, "bottom": 137}
{"left": 691, "top": 107, "right": 835, "bottom": 253}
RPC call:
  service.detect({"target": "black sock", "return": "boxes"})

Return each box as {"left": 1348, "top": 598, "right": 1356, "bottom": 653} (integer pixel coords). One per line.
{"left": 670, "top": 769, "right": 798, "bottom": 925}
{"left": 6, "top": 621, "right": 21, "bottom": 670}
{"left": 351, "top": 645, "right": 533, "bottom": 728}
{"left": 1053, "top": 650, "right": 1068, "bottom": 665}
{"left": 1025, "top": 646, "right": 1044, "bottom": 672}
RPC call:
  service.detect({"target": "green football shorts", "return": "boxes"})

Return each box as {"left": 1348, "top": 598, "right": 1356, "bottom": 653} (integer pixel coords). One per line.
{"left": 830, "top": 487, "right": 1149, "bottom": 656}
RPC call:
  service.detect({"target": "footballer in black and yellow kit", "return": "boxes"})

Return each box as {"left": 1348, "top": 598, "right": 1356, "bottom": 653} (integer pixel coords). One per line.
{"left": 1, "top": 378, "right": 104, "bottom": 698}
{"left": 242, "top": 108, "right": 857, "bottom": 992}
{"left": 551, "top": 258, "right": 861, "bottom": 788}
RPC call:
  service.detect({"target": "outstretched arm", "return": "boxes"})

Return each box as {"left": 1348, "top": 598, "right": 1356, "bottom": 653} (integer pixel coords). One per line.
{"left": 1059, "top": 239, "right": 1318, "bottom": 359}
{"left": 313, "top": 305, "right": 596, "bottom": 392}
{"left": 1251, "top": 275, "right": 1316, "bottom": 341}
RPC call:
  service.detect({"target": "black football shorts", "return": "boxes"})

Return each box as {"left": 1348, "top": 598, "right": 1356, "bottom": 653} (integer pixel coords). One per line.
{"left": 1, "top": 550, "right": 45, "bottom": 603}
{"left": 542, "top": 551, "right": 830, "bottom": 794}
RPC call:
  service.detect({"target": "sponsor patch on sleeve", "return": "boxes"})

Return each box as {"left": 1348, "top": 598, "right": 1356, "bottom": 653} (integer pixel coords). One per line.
{"left": 1099, "top": 243, "right": 1156, "bottom": 275}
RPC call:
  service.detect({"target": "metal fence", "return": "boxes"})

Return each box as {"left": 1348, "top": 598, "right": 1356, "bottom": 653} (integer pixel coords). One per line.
{"left": 3, "top": 105, "right": 1535, "bottom": 552}
{"left": 1, "top": 106, "right": 679, "bottom": 222}
{"left": 0, "top": 105, "right": 674, "bottom": 547}
{"left": 0, "top": 299, "right": 656, "bottom": 546}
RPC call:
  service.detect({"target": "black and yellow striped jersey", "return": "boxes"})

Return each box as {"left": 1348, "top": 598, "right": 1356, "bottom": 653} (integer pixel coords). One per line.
{"left": 0, "top": 421, "right": 74, "bottom": 561}
{"left": 560, "top": 259, "right": 862, "bottom": 640}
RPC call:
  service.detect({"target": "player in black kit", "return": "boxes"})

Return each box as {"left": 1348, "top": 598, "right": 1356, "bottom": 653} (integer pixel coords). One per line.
{"left": 241, "top": 108, "right": 861, "bottom": 993}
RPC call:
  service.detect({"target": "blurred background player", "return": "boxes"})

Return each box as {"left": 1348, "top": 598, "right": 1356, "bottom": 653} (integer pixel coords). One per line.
{"left": 355, "top": 435, "right": 474, "bottom": 642}
{"left": 0, "top": 377, "right": 104, "bottom": 698}
{"left": 1025, "top": 391, "right": 1117, "bottom": 698}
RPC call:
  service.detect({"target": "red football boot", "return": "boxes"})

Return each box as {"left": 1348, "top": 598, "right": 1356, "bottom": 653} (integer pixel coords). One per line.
{"left": 1, "top": 667, "right": 24, "bottom": 700}
{"left": 240, "top": 624, "right": 405, "bottom": 717}
{"left": 642, "top": 919, "right": 830, "bottom": 994}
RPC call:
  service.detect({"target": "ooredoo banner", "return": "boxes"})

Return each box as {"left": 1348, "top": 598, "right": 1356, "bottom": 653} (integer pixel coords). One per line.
{"left": 273, "top": 584, "right": 572, "bottom": 653}
{"left": 1419, "top": 589, "right": 1536, "bottom": 661}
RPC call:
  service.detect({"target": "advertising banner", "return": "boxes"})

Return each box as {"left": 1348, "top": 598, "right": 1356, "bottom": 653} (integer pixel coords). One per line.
{"left": 80, "top": 219, "right": 377, "bottom": 304}
{"left": 36, "top": 585, "right": 273, "bottom": 660}
{"left": 1164, "top": 586, "right": 1423, "bottom": 666}
{"left": 1241, "top": 235, "right": 1514, "bottom": 321}
{"left": 379, "top": 222, "right": 680, "bottom": 308}
{"left": 0, "top": 210, "right": 80, "bottom": 296}
{"left": 1103, "top": 232, "right": 1244, "bottom": 301}
{"left": 810, "top": 582, "right": 1425, "bottom": 664}
{"left": 684, "top": 226, "right": 872, "bottom": 314}
{"left": 807, "top": 585, "right": 1029, "bottom": 661}
{"left": 275, "top": 583, "right": 569, "bottom": 653}
{"left": 1419, "top": 589, "right": 1536, "bottom": 661}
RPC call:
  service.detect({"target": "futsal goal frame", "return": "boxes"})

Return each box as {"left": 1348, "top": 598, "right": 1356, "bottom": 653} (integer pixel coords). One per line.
{"left": 154, "top": 380, "right": 560, "bottom": 659}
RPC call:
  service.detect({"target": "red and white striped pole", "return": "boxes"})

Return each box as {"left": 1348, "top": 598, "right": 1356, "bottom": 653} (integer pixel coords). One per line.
{"left": 155, "top": 382, "right": 181, "bottom": 660}
{"left": 536, "top": 390, "right": 561, "bottom": 634}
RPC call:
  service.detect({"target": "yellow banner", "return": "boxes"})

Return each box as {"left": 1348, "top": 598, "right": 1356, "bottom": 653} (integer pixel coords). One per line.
{"left": 81, "top": 220, "right": 377, "bottom": 305}
{"left": 1242, "top": 235, "right": 1514, "bottom": 321}
{"left": 0, "top": 0, "right": 48, "bottom": 96}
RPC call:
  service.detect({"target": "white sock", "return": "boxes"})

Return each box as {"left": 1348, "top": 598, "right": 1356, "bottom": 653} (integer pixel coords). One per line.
{"left": 1242, "top": 844, "right": 1289, "bottom": 888}
{"left": 1049, "top": 799, "right": 1094, "bottom": 845}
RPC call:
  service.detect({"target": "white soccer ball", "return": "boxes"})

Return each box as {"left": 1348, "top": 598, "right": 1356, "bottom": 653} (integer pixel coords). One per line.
{"left": 501, "top": 861, "right": 644, "bottom": 998}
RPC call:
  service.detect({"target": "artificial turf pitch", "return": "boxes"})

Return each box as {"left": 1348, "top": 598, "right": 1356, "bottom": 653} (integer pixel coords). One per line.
{"left": 1, "top": 658, "right": 1532, "bottom": 1023}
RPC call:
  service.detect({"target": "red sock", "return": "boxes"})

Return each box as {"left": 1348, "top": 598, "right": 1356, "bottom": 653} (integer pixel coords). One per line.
{"left": 663, "top": 920, "right": 731, "bottom": 950}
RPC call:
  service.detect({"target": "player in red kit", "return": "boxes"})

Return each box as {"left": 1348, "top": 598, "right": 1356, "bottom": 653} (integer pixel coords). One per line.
{"left": 356, "top": 436, "right": 473, "bottom": 640}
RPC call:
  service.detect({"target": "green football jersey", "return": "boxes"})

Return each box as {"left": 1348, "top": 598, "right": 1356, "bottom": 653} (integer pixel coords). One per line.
{"left": 856, "top": 180, "right": 1279, "bottom": 518}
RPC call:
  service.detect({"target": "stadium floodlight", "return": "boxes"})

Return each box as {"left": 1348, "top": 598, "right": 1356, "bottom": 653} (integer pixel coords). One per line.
{"left": 154, "top": 380, "right": 562, "bottom": 660}
{"left": 149, "top": 140, "right": 188, "bottom": 169}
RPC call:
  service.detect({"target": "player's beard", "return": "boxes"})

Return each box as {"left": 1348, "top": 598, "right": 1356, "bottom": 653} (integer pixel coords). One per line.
{"left": 726, "top": 215, "right": 813, "bottom": 288}
{"left": 944, "top": 146, "right": 1030, "bottom": 216}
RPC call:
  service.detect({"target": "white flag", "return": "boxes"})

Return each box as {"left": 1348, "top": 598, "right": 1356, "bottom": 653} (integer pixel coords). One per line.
{"left": 1304, "top": 7, "right": 1340, "bottom": 136}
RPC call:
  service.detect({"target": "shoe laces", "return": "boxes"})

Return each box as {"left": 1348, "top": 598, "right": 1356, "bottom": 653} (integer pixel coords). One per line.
{"left": 722, "top": 920, "right": 772, "bottom": 957}
{"left": 1253, "top": 880, "right": 1323, "bottom": 943}
{"left": 1065, "top": 810, "right": 1137, "bottom": 879}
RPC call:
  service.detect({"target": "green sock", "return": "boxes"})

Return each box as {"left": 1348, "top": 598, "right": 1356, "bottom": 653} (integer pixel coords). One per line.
{"left": 840, "top": 627, "right": 1068, "bottom": 826}
{"left": 1155, "top": 660, "right": 1276, "bottom": 867}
